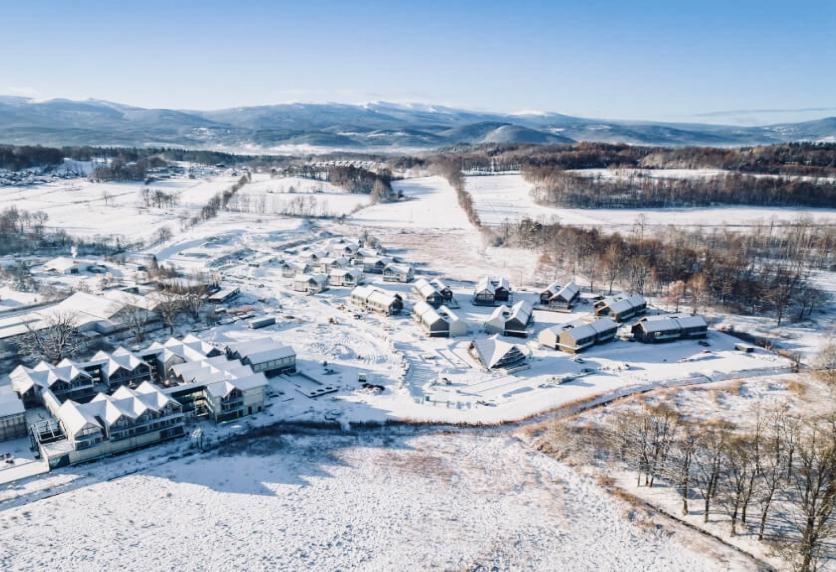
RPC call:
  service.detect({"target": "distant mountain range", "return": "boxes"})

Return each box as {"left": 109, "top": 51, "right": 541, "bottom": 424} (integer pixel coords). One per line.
{"left": 0, "top": 96, "right": 834, "bottom": 150}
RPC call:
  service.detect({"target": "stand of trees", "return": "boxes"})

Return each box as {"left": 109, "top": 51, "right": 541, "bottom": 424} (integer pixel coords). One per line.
{"left": 425, "top": 142, "right": 836, "bottom": 177}
{"left": 0, "top": 206, "right": 72, "bottom": 255}
{"left": 0, "top": 144, "right": 255, "bottom": 172}
{"left": 525, "top": 168, "right": 836, "bottom": 208}
{"left": 496, "top": 216, "right": 833, "bottom": 323}
{"left": 556, "top": 401, "right": 836, "bottom": 572}
{"left": 325, "top": 165, "right": 395, "bottom": 202}
{"left": 0, "top": 145, "right": 64, "bottom": 170}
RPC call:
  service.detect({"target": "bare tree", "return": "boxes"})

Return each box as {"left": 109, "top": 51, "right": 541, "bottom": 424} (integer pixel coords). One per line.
{"left": 182, "top": 290, "right": 206, "bottom": 321}
{"left": 671, "top": 427, "right": 698, "bottom": 515}
{"left": 668, "top": 280, "right": 686, "bottom": 312}
{"left": 602, "top": 242, "right": 622, "bottom": 295}
{"left": 756, "top": 408, "right": 793, "bottom": 541}
{"left": 693, "top": 424, "right": 730, "bottom": 522}
{"left": 784, "top": 417, "right": 836, "bottom": 572}
{"left": 813, "top": 343, "right": 836, "bottom": 386}
{"left": 121, "top": 306, "right": 150, "bottom": 343}
{"left": 718, "top": 436, "right": 756, "bottom": 535}
{"left": 18, "top": 311, "right": 83, "bottom": 363}
{"left": 157, "top": 291, "right": 183, "bottom": 335}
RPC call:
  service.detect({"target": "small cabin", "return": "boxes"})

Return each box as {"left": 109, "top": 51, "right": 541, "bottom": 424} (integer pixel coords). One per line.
{"left": 292, "top": 274, "right": 329, "bottom": 294}
{"left": 383, "top": 263, "right": 414, "bottom": 283}
{"left": 538, "top": 317, "right": 618, "bottom": 353}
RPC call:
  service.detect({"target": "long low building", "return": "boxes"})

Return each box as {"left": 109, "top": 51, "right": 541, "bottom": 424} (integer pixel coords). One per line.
{"left": 22, "top": 334, "right": 286, "bottom": 464}
{"left": 350, "top": 286, "right": 404, "bottom": 315}
{"left": 225, "top": 338, "right": 297, "bottom": 377}
{"left": 593, "top": 294, "right": 647, "bottom": 322}
{"left": 632, "top": 315, "right": 709, "bottom": 343}
{"left": 538, "top": 317, "right": 618, "bottom": 353}
{"left": 37, "top": 381, "right": 185, "bottom": 468}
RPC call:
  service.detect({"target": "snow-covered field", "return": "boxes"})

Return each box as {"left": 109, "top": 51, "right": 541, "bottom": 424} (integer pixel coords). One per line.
{"left": 349, "top": 175, "right": 472, "bottom": 230}
{"left": 0, "top": 166, "right": 832, "bottom": 570}
{"left": 232, "top": 174, "right": 369, "bottom": 217}
{"left": 0, "top": 173, "right": 242, "bottom": 242}
{"left": 0, "top": 430, "right": 754, "bottom": 571}
{"left": 465, "top": 173, "right": 836, "bottom": 229}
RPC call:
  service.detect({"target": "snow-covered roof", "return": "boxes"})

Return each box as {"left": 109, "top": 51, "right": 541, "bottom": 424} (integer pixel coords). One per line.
{"left": 547, "top": 317, "right": 618, "bottom": 343}
{"left": 541, "top": 280, "right": 562, "bottom": 297}
{"left": 100, "top": 289, "right": 162, "bottom": 312}
{"left": 88, "top": 346, "right": 149, "bottom": 376}
{"left": 33, "top": 291, "right": 129, "bottom": 328}
{"left": 475, "top": 276, "right": 511, "bottom": 294}
{"left": 413, "top": 301, "right": 447, "bottom": 328}
{"left": 672, "top": 315, "right": 708, "bottom": 330}
{"left": 470, "top": 336, "right": 527, "bottom": 369}
{"left": 294, "top": 273, "right": 328, "bottom": 286}
{"left": 509, "top": 300, "right": 532, "bottom": 324}
{"left": 636, "top": 314, "right": 708, "bottom": 333}
{"left": 145, "top": 335, "right": 213, "bottom": 364}
{"left": 430, "top": 278, "right": 451, "bottom": 293}
{"left": 66, "top": 381, "right": 178, "bottom": 436}
{"left": 413, "top": 278, "right": 440, "bottom": 299}
{"left": 0, "top": 384, "right": 24, "bottom": 417}
{"left": 329, "top": 267, "right": 359, "bottom": 278}
{"left": 10, "top": 361, "right": 92, "bottom": 394}
{"left": 599, "top": 293, "right": 646, "bottom": 316}
{"left": 226, "top": 338, "right": 295, "bottom": 364}
{"left": 384, "top": 263, "right": 412, "bottom": 274}
{"left": 352, "top": 286, "right": 400, "bottom": 308}
{"left": 556, "top": 282, "right": 579, "bottom": 302}
{"left": 58, "top": 400, "right": 102, "bottom": 438}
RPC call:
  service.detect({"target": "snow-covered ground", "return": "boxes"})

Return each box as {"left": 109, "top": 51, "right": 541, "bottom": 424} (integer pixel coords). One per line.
{"left": 0, "top": 172, "right": 243, "bottom": 242}
{"left": 349, "top": 175, "right": 472, "bottom": 230}
{"left": 0, "top": 167, "right": 831, "bottom": 570}
{"left": 0, "top": 430, "right": 755, "bottom": 571}
{"left": 232, "top": 174, "right": 369, "bottom": 217}
{"left": 138, "top": 217, "right": 792, "bottom": 426}
{"left": 465, "top": 173, "right": 836, "bottom": 229}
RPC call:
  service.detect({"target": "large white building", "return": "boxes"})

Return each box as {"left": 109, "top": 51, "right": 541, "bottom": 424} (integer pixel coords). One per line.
{"left": 21, "top": 334, "right": 288, "bottom": 466}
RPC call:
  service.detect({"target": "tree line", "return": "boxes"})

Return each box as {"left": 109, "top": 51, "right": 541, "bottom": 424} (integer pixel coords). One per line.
{"left": 551, "top": 397, "right": 836, "bottom": 572}
{"left": 0, "top": 144, "right": 255, "bottom": 172}
{"left": 421, "top": 141, "right": 836, "bottom": 177}
{"left": 525, "top": 168, "right": 836, "bottom": 208}
{"left": 496, "top": 216, "right": 833, "bottom": 324}
{"left": 432, "top": 157, "right": 482, "bottom": 227}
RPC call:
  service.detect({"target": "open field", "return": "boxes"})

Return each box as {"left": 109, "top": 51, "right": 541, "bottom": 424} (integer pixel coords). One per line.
{"left": 465, "top": 173, "right": 836, "bottom": 229}
{"left": 0, "top": 166, "right": 832, "bottom": 572}
{"left": 0, "top": 172, "right": 242, "bottom": 242}
{"left": 0, "top": 430, "right": 756, "bottom": 571}
{"left": 231, "top": 174, "right": 369, "bottom": 217}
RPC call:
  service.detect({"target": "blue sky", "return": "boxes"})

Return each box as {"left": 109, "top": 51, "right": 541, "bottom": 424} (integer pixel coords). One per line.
{"left": 2, "top": 0, "right": 834, "bottom": 124}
